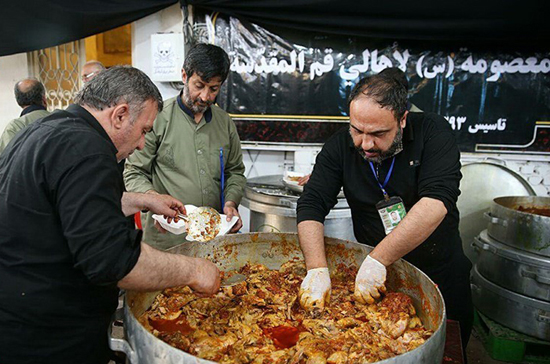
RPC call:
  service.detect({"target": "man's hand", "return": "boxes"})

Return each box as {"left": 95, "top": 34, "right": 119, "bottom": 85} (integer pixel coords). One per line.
{"left": 299, "top": 267, "right": 331, "bottom": 311}
{"left": 223, "top": 201, "right": 242, "bottom": 233}
{"left": 297, "top": 174, "right": 311, "bottom": 186}
{"left": 354, "top": 255, "right": 387, "bottom": 304}
{"left": 144, "top": 193, "right": 186, "bottom": 218}
{"left": 189, "top": 258, "right": 221, "bottom": 296}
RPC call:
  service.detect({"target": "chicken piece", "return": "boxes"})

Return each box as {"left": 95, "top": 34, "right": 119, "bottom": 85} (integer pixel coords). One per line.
{"left": 302, "top": 319, "right": 339, "bottom": 337}
{"left": 377, "top": 292, "right": 416, "bottom": 339}
{"left": 218, "top": 332, "right": 239, "bottom": 348}
{"left": 336, "top": 317, "right": 360, "bottom": 329}
{"left": 408, "top": 316, "right": 422, "bottom": 328}
{"left": 259, "top": 313, "right": 288, "bottom": 328}
{"left": 327, "top": 351, "right": 348, "bottom": 364}
{"left": 280, "top": 260, "right": 307, "bottom": 277}
{"left": 191, "top": 334, "right": 223, "bottom": 360}
{"left": 383, "top": 315, "right": 409, "bottom": 339}
{"left": 306, "top": 351, "right": 327, "bottom": 364}
{"left": 232, "top": 281, "right": 248, "bottom": 296}
{"left": 255, "top": 349, "right": 294, "bottom": 363}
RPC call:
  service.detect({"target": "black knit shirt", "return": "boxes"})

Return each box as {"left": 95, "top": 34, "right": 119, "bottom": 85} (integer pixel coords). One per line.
{"left": 297, "top": 112, "right": 463, "bottom": 273}
{"left": 0, "top": 105, "right": 142, "bottom": 364}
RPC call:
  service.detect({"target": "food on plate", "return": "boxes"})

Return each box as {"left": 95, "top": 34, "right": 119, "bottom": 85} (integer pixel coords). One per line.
{"left": 286, "top": 175, "right": 303, "bottom": 182}
{"left": 186, "top": 206, "right": 222, "bottom": 242}
{"left": 139, "top": 259, "right": 432, "bottom": 363}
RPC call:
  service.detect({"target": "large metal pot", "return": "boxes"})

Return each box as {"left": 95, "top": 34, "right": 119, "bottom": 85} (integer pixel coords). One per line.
{"left": 241, "top": 175, "right": 355, "bottom": 241}
{"left": 110, "top": 233, "right": 446, "bottom": 363}
{"left": 472, "top": 230, "right": 550, "bottom": 302}
{"left": 471, "top": 265, "right": 550, "bottom": 340}
{"left": 457, "top": 162, "right": 535, "bottom": 264}
{"left": 486, "top": 196, "right": 550, "bottom": 257}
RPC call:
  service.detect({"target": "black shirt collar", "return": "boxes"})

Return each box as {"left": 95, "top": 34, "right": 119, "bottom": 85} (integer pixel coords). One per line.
{"left": 20, "top": 104, "right": 47, "bottom": 117}
{"left": 177, "top": 91, "right": 212, "bottom": 123}
{"left": 65, "top": 104, "right": 118, "bottom": 154}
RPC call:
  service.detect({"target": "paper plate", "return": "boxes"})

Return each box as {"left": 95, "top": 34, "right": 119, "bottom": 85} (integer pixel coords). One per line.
{"left": 282, "top": 171, "right": 306, "bottom": 193}
{"left": 152, "top": 204, "right": 239, "bottom": 241}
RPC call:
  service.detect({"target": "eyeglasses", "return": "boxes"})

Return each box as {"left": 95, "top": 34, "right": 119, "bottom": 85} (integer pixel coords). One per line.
{"left": 81, "top": 71, "right": 97, "bottom": 82}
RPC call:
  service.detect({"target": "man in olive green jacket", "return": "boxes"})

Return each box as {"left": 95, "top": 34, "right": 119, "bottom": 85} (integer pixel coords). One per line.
{"left": 0, "top": 79, "right": 50, "bottom": 153}
{"left": 124, "top": 44, "right": 246, "bottom": 250}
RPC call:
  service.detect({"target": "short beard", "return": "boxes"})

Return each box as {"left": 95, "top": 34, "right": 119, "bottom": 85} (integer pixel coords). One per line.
{"left": 353, "top": 127, "right": 403, "bottom": 163}
{"left": 182, "top": 83, "right": 212, "bottom": 114}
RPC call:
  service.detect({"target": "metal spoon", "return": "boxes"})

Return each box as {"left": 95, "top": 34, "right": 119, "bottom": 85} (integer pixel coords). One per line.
{"left": 175, "top": 213, "right": 189, "bottom": 222}
{"left": 221, "top": 273, "right": 246, "bottom": 287}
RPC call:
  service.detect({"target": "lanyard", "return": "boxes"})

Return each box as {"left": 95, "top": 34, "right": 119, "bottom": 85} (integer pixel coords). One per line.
{"left": 369, "top": 157, "right": 395, "bottom": 200}
{"left": 220, "top": 147, "right": 225, "bottom": 208}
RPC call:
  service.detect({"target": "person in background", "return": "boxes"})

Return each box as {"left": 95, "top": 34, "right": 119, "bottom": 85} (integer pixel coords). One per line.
{"left": 0, "top": 78, "right": 50, "bottom": 153}
{"left": 0, "top": 66, "right": 220, "bottom": 364}
{"left": 124, "top": 43, "right": 246, "bottom": 250}
{"left": 81, "top": 60, "right": 106, "bottom": 84}
{"left": 296, "top": 71, "right": 473, "bottom": 354}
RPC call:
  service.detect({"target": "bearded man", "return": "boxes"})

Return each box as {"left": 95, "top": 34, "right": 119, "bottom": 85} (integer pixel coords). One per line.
{"left": 124, "top": 43, "right": 246, "bottom": 250}
{"left": 296, "top": 71, "right": 473, "bottom": 354}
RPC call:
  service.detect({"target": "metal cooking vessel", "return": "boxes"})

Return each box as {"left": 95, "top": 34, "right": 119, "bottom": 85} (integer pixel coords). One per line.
{"left": 110, "top": 233, "right": 446, "bottom": 363}
{"left": 471, "top": 265, "right": 550, "bottom": 340}
{"left": 242, "top": 175, "right": 355, "bottom": 241}
{"left": 472, "top": 230, "right": 550, "bottom": 302}
{"left": 486, "top": 196, "right": 550, "bottom": 257}
{"left": 457, "top": 162, "right": 535, "bottom": 264}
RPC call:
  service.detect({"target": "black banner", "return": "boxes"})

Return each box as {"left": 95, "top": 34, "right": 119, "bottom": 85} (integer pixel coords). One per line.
{"left": 204, "top": 15, "right": 550, "bottom": 153}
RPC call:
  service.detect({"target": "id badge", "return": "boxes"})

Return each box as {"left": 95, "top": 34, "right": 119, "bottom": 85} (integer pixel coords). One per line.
{"left": 376, "top": 196, "right": 407, "bottom": 235}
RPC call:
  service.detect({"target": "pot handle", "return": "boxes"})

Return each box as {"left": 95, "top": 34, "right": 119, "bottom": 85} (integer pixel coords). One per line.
{"left": 472, "top": 236, "right": 496, "bottom": 254}
{"left": 109, "top": 308, "right": 138, "bottom": 364}
{"left": 483, "top": 212, "right": 508, "bottom": 227}
{"left": 520, "top": 268, "right": 550, "bottom": 285}
{"left": 537, "top": 313, "right": 550, "bottom": 324}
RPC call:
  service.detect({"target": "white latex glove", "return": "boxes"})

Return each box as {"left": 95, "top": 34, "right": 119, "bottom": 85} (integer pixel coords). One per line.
{"left": 299, "top": 267, "right": 331, "bottom": 311}
{"left": 354, "top": 255, "right": 387, "bottom": 304}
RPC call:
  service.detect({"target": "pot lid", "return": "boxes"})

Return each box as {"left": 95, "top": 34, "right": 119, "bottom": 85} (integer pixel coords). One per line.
{"left": 457, "top": 162, "right": 536, "bottom": 264}
{"left": 244, "top": 175, "right": 348, "bottom": 209}
{"left": 475, "top": 230, "right": 550, "bottom": 267}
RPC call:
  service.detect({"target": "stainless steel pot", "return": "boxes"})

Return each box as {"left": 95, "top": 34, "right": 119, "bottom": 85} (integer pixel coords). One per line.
{"left": 242, "top": 175, "right": 355, "bottom": 241}
{"left": 486, "top": 196, "right": 550, "bottom": 257}
{"left": 111, "top": 232, "right": 446, "bottom": 363}
{"left": 471, "top": 265, "right": 550, "bottom": 340}
{"left": 457, "top": 162, "right": 535, "bottom": 264}
{"left": 472, "top": 230, "right": 550, "bottom": 302}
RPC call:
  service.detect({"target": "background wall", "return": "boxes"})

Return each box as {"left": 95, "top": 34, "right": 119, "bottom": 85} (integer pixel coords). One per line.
{"left": 132, "top": 3, "right": 182, "bottom": 101}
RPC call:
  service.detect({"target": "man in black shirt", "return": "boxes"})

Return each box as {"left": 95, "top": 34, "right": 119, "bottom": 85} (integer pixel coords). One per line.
{"left": 297, "top": 71, "right": 473, "bottom": 350}
{"left": 0, "top": 66, "right": 221, "bottom": 364}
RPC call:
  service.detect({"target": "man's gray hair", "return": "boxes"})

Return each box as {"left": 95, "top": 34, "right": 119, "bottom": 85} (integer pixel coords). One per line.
{"left": 75, "top": 65, "right": 163, "bottom": 119}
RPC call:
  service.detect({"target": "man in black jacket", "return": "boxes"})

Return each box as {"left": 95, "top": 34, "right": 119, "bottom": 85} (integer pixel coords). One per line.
{"left": 0, "top": 66, "right": 220, "bottom": 364}
{"left": 297, "top": 71, "right": 473, "bottom": 351}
